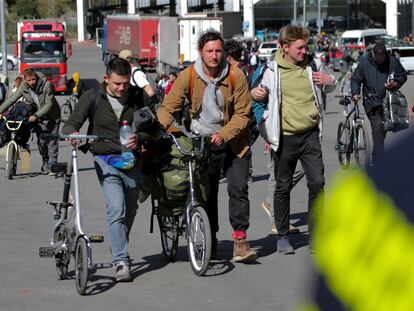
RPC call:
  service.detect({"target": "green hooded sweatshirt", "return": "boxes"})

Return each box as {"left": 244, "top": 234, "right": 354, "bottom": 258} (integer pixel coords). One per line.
{"left": 275, "top": 49, "right": 319, "bottom": 135}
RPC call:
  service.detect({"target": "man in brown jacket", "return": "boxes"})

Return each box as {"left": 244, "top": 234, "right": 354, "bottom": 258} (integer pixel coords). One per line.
{"left": 157, "top": 30, "right": 256, "bottom": 262}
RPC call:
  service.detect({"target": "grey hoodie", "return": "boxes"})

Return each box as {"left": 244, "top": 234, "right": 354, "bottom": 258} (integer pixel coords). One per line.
{"left": 190, "top": 57, "right": 229, "bottom": 136}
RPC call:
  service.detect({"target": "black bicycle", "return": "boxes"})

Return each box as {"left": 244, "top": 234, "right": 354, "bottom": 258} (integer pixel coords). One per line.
{"left": 60, "top": 94, "right": 78, "bottom": 122}
{"left": 335, "top": 96, "right": 371, "bottom": 169}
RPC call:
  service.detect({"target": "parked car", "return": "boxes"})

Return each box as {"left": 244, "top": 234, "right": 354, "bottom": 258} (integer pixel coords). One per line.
{"left": 0, "top": 53, "right": 18, "bottom": 70}
{"left": 257, "top": 41, "right": 277, "bottom": 62}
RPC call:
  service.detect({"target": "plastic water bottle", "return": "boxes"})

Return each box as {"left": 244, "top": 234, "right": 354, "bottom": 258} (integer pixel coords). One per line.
{"left": 119, "top": 120, "right": 135, "bottom": 168}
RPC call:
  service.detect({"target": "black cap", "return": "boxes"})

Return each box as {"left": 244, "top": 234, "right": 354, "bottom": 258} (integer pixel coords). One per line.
{"left": 373, "top": 43, "right": 387, "bottom": 56}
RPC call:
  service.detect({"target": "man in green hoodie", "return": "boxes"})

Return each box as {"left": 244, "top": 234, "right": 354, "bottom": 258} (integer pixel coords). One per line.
{"left": 0, "top": 68, "right": 61, "bottom": 174}
{"left": 251, "top": 25, "right": 337, "bottom": 254}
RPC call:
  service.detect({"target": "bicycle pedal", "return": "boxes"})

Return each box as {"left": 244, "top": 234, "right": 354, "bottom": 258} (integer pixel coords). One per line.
{"left": 89, "top": 235, "right": 104, "bottom": 243}
{"left": 39, "top": 247, "right": 54, "bottom": 257}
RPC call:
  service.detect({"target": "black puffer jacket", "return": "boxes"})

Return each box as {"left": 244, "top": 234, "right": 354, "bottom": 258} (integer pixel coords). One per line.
{"left": 351, "top": 53, "right": 407, "bottom": 112}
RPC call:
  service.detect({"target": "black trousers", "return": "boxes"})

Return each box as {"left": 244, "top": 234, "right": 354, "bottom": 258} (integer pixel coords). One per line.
{"left": 272, "top": 129, "right": 325, "bottom": 236}
{"left": 205, "top": 147, "right": 251, "bottom": 235}
{"left": 367, "top": 106, "right": 386, "bottom": 165}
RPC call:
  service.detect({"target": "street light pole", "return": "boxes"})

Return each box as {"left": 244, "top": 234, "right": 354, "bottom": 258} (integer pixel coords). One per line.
{"left": 293, "top": 0, "right": 297, "bottom": 24}
{"left": 0, "top": 0, "right": 7, "bottom": 78}
{"left": 317, "top": 0, "right": 321, "bottom": 35}
{"left": 303, "top": 0, "right": 306, "bottom": 26}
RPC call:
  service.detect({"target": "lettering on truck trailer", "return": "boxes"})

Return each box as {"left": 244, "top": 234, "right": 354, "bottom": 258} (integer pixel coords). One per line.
{"left": 115, "top": 26, "right": 132, "bottom": 45}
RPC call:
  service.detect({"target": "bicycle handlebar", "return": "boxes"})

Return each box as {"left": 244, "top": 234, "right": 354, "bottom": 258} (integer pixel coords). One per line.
{"left": 41, "top": 133, "right": 116, "bottom": 142}
{"left": 162, "top": 132, "right": 207, "bottom": 157}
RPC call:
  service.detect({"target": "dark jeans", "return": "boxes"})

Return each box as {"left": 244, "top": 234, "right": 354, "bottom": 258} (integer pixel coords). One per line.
{"left": 206, "top": 147, "right": 251, "bottom": 235}
{"left": 367, "top": 106, "right": 386, "bottom": 165}
{"left": 272, "top": 129, "right": 325, "bottom": 236}
{"left": 32, "top": 119, "right": 60, "bottom": 163}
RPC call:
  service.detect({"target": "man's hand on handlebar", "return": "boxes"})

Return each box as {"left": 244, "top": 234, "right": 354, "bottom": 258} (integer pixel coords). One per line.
{"left": 352, "top": 94, "right": 361, "bottom": 102}
{"left": 211, "top": 133, "right": 224, "bottom": 147}
{"left": 69, "top": 131, "right": 80, "bottom": 146}
{"left": 28, "top": 115, "right": 38, "bottom": 123}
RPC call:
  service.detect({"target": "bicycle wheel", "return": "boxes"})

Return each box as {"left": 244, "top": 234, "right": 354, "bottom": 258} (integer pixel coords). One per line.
{"left": 60, "top": 100, "right": 72, "bottom": 122}
{"left": 187, "top": 205, "right": 211, "bottom": 276}
{"left": 354, "top": 123, "right": 370, "bottom": 168}
{"left": 74, "top": 236, "right": 89, "bottom": 295}
{"left": 6, "top": 144, "right": 16, "bottom": 180}
{"left": 336, "top": 121, "right": 351, "bottom": 169}
{"left": 158, "top": 216, "right": 179, "bottom": 262}
{"left": 54, "top": 225, "right": 70, "bottom": 279}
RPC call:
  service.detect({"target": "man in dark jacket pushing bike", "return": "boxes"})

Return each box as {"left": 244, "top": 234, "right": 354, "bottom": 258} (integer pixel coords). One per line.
{"left": 63, "top": 58, "right": 153, "bottom": 282}
{"left": 351, "top": 43, "right": 407, "bottom": 166}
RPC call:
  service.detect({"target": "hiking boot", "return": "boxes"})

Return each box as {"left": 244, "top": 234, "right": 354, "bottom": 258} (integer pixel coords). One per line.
{"left": 113, "top": 261, "right": 132, "bottom": 282}
{"left": 233, "top": 238, "right": 257, "bottom": 262}
{"left": 41, "top": 161, "right": 50, "bottom": 175}
{"left": 277, "top": 236, "right": 295, "bottom": 255}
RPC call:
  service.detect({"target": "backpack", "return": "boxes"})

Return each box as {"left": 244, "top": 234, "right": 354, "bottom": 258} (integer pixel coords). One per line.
{"left": 154, "top": 134, "right": 211, "bottom": 216}
{"left": 0, "top": 101, "right": 32, "bottom": 147}
{"left": 132, "top": 68, "right": 162, "bottom": 105}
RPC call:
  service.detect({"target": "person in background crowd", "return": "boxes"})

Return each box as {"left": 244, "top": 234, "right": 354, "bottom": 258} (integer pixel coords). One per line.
{"left": 164, "top": 72, "right": 177, "bottom": 96}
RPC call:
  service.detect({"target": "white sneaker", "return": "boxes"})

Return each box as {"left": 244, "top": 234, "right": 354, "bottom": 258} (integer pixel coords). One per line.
{"left": 113, "top": 261, "right": 132, "bottom": 282}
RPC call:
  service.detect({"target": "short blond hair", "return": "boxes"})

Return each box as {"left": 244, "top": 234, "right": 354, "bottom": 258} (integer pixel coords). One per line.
{"left": 278, "top": 25, "right": 310, "bottom": 46}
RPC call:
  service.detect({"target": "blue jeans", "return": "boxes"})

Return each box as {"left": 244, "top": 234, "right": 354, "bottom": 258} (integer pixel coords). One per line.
{"left": 94, "top": 157, "right": 141, "bottom": 264}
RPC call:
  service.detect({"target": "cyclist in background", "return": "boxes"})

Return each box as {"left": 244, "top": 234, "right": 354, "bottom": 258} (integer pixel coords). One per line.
{"left": 0, "top": 68, "right": 61, "bottom": 175}
{"left": 351, "top": 43, "right": 407, "bottom": 166}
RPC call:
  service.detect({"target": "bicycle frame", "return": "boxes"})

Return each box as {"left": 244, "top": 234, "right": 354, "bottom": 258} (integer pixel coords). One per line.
{"left": 168, "top": 134, "right": 206, "bottom": 236}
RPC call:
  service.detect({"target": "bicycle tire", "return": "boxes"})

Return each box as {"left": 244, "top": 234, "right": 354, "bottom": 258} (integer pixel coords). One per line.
{"left": 60, "top": 100, "right": 73, "bottom": 122}
{"left": 75, "top": 236, "right": 89, "bottom": 295}
{"left": 6, "top": 144, "right": 16, "bottom": 180}
{"left": 187, "top": 205, "right": 211, "bottom": 276}
{"left": 337, "top": 121, "right": 351, "bottom": 169}
{"left": 354, "top": 123, "right": 370, "bottom": 168}
{"left": 54, "top": 225, "right": 70, "bottom": 279}
{"left": 158, "top": 215, "right": 179, "bottom": 262}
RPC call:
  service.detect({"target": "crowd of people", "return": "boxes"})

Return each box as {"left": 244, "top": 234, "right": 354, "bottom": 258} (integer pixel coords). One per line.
{"left": 0, "top": 24, "right": 409, "bottom": 282}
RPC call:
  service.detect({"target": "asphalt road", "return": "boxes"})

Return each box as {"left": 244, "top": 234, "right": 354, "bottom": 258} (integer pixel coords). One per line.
{"left": 1, "top": 41, "right": 414, "bottom": 311}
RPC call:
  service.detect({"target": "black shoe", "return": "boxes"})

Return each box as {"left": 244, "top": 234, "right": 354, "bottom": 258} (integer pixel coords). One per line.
{"left": 277, "top": 236, "right": 295, "bottom": 254}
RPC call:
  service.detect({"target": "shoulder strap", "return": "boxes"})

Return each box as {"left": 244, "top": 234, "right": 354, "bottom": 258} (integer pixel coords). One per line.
{"left": 228, "top": 65, "right": 235, "bottom": 91}
{"left": 86, "top": 88, "right": 101, "bottom": 135}
{"left": 131, "top": 67, "right": 140, "bottom": 88}
{"left": 308, "top": 54, "right": 318, "bottom": 72}
{"left": 187, "top": 65, "right": 195, "bottom": 101}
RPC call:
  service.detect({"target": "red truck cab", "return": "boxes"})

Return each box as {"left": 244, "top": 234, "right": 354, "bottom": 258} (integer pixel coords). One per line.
{"left": 16, "top": 20, "right": 72, "bottom": 93}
